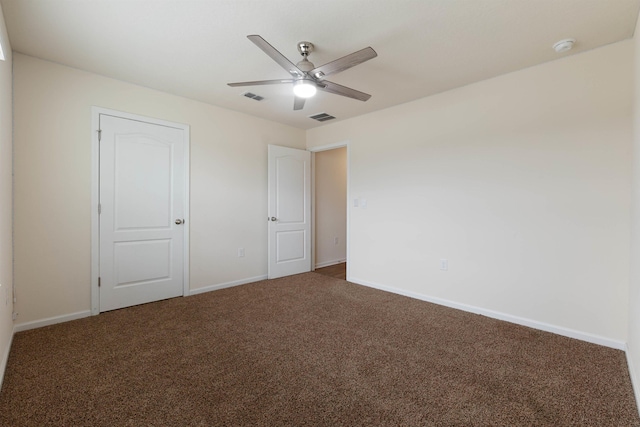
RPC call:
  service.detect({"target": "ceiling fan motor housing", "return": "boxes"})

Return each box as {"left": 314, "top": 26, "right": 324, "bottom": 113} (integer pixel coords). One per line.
{"left": 297, "top": 41, "right": 314, "bottom": 56}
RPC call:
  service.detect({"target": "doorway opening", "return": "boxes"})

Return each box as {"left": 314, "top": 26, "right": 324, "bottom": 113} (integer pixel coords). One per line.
{"left": 311, "top": 143, "right": 348, "bottom": 280}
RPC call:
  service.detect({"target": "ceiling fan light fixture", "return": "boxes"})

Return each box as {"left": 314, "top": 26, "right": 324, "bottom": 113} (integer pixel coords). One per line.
{"left": 293, "top": 79, "right": 317, "bottom": 98}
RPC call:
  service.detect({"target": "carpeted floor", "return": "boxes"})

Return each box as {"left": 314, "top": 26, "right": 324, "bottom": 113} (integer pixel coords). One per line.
{"left": 0, "top": 272, "right": 638, "bottom": 426}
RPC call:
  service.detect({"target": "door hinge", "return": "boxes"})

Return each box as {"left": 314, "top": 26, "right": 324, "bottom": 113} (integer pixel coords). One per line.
{"left": 98, "top": 129, "right": 102, "bottom": 142}
{"left": 98, "top": 203, "right": 101, "bottom": 214}
{"left": 98, "top": 277, "right": 101, "bottom": 287}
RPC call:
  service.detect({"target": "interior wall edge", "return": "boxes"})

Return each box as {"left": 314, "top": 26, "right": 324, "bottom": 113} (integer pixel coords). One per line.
{"left": 629, "top": 5, "right": 640, "bottom": 416}
{"left": 0, "top": 0, "right": 14, "bottom": 396}
{"left": 349, "top": 276, "right": 627, "bottom": 351}
{"left": 0, "top": 327, "right": 13, "bottom": 391}
{"left": 626, "top": 346, "right": 640, "bottom": 417}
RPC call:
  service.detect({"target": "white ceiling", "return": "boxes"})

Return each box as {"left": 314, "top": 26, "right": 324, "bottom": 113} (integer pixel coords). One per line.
{"left": 1, "top": 0, "right": 638, "bottom": 130}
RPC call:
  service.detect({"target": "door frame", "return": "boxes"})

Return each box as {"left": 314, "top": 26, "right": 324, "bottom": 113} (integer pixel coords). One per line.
{"left": 90, "top": 107, "right": 190, "bottom": 315}
{"left": 308, "top": 141, "right": 350, "bottom": 280}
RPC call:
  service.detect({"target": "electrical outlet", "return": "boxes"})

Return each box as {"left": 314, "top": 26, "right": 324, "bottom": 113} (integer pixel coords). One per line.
{"left": 238, "top": 248, "right": 245, "bottom": 258}
{"left": 439, "top": 259, "right": 448, "bottom": 271}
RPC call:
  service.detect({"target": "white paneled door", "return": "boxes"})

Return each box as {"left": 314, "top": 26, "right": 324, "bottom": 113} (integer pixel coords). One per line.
{"left": 99, "top": 114, "right": 187, "bottom": 312}
{"left": 268, "top": 145, "right": 311, "bottom": 279}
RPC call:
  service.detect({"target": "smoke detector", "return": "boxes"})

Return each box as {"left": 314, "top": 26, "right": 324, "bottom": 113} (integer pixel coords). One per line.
{"left": 553, "top": 39, "right": 575, "bottom": 53}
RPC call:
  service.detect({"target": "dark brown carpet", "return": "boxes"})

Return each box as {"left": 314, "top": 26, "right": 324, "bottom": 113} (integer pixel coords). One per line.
{"left": 0, "top": 273, "right": 638, "bottom": 426}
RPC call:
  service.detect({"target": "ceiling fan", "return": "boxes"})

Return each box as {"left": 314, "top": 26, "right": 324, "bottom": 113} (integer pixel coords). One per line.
{"left": 228, "top": 35, "right": 377, "bottom": 111}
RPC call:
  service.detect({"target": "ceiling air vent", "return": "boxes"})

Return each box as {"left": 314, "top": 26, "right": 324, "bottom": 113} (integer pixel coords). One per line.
{"left": 308, "top": 112, "right": 336, "bottom": 122}
{"left": 241, "top": 92, "right": 264, "bottom": 101}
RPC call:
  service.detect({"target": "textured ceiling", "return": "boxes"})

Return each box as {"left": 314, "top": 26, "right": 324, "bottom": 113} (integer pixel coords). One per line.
{"left": 1, "top": 0, "right": 638, "bottom": 130}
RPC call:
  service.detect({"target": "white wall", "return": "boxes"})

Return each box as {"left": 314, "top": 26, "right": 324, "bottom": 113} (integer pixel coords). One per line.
{"left": 308, "top": 40, "right": 633, "bottom": 346}
{"left": 13, "top": 54, "right": 305, "bottom": 325}
{"left": 628, "top": 9, "right": 640, "bottom": 409}
{"left": 315, "top": 147, "right": 347, "bottom": 268}
{"left": 0, "top": 3, "right": 13, "bottom": 383}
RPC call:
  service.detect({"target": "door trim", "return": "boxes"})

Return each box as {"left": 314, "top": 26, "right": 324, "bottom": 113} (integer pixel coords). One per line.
{"left": 308, "top": 141, "right": 350, "bottom": 281}
{"left": 90, "top": 107, "right": 190, "bottom": 315}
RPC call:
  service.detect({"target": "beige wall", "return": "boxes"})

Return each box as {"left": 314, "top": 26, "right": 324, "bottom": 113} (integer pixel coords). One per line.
{"left": 308, "top": 40, "right": 633, "bottom": 345}
{"left": 315, "top": 147, "right": 347, "bottom": 267}
{"left": 0, "top": 3, "right": 13, "bottom": 382}
{"left": 13, "top": 54, "right": 305, "bottom": 324}
{"left": 629, "top": 9, "right": 640, "bottom": 408}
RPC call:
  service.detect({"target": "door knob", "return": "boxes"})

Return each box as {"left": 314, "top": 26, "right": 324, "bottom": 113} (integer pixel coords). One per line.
{"left": 175, "top": 219, "right": 184, "bottom": 225}
{"left": 270, "top": 217, "right": 277, "bottom": 221}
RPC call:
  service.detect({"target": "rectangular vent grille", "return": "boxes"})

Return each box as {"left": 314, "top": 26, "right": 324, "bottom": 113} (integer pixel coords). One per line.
{"left": 309, "top": 112, "right": 336, "bottom": 122}
{"left": 242, "top": 92, "right": 264, "bottom": 101}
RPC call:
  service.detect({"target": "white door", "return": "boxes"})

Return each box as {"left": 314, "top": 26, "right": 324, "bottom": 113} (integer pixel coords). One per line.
{"left": 268, "top": 145, "right": 311, "bottom": 279}
{"left": 99, "top": 114, "right": 187, "bottom": 312}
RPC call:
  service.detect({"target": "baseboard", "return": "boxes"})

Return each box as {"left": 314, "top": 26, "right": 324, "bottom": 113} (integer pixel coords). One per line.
{"left": 315, "top": 259, "right": 346, "bottom": 269}
{"left": 13, "top": 310, "right": 92, "bottom": 333}
{"left": 12, "top": 276, "right": 269, "bottom": 330}
{"left": 189, "top": 275, "right": 268, "bottom": 296}
{"left": 0, "top": 326, "right": 14, "bottom": 390}
{"left": 626, "top": 345, "right": 640, "bottom": 417}
{"left": 348, "top": 276, "right": 626, "bottom": 350}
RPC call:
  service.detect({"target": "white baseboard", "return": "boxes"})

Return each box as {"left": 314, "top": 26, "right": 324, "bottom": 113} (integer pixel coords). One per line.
{"left": 0, "top": 327, "right": 14, "bottom": 390}
{"left": 348, "top": 276, "right": 626, "bottom": 350}
{"left": 13, "top": 276, "right": 269, "bottom": 331}
{"left": 188, "top": 275, "right": 268, "bottom": 296}
{"left": 626, "top": 345, "right": 640, "bottom": 418}
{"left": 13, "top": 310, "right": 92, "bottom": 333}
{"left": 314, "top": 259, "right": 346, "bottom": 269}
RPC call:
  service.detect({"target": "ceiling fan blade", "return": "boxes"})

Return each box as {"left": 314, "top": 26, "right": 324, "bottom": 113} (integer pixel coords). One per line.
{"left": 317, "top": 80, "right": 371, "bottom": 101}
{"left": 293, "top": 96, "right": 306, "bottom": 111}
{"left": 228, "top": 79, "right": 295, "bottom": 87}
{"left": 247, "top": 35, "right": 304, "bottom": 78}
{"left": 310, "top": 47, "right": 377, "bottom": 79}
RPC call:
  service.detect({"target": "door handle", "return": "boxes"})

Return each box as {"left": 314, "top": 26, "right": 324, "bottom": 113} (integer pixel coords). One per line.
{"left": 270, "top": 217, "right": 277, "bottom": 221}
{"left": 175, "top": 219, "right": 184, "bottom": 225}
